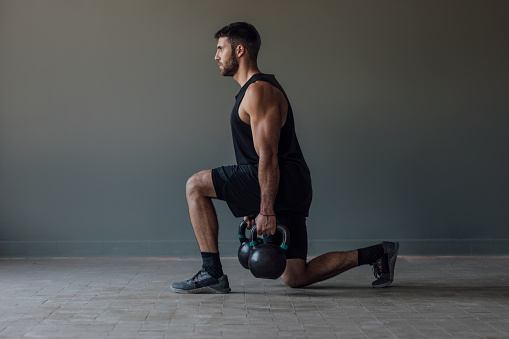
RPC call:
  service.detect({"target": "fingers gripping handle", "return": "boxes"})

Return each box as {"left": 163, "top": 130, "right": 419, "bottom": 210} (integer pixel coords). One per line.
{"left": 250, "top": 224, "right": 290, "bottom": 251}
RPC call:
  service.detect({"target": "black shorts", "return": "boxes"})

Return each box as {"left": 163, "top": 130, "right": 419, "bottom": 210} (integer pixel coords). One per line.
{"left": 211, "top": 164, "right": 308, "bottom": 260}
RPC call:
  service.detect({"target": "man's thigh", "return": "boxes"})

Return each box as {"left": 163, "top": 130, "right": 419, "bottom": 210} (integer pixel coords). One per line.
{"left": 211, "top": 164, "right": 261, "bottom": 218}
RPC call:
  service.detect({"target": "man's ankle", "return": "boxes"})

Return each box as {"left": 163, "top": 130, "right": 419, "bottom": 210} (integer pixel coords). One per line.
{"left": 201, "top": 252, "right": 224, "bottom": 279}
{"left": 357, "top": 244, "right": 384, "bottom": 266}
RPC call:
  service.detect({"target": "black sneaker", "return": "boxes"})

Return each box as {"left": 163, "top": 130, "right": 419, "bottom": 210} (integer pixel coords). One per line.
{"left": 371, "top": 241, "right": 399, "bottom": 288}
{"left": 170, "top": 269, "right": 231, "bottom": 294}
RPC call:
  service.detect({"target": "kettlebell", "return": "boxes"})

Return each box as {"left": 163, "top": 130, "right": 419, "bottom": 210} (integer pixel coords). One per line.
{"left": 237, "top": 220, "right": 251, "bottom": 269}
{"left": 248, "top": 224, "right": 290, "bottom": 279}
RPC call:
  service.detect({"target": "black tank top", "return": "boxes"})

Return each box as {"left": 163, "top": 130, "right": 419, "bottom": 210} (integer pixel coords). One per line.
{"left": 230, "top": 73, "right": 312, "bottom": 215}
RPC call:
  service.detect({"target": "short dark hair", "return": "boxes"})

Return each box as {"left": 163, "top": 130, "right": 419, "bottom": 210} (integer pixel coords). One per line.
{"left": 214, "top": 22, "right": 261, "bottom": 61}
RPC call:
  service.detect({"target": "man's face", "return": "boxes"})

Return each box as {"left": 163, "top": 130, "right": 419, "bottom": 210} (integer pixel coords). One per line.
{"left": 215, "top": 37, "right": 239, "bottom": 77}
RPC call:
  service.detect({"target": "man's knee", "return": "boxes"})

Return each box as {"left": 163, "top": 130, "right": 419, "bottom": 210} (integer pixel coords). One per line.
{"left": 186, "top": 172, "right": 204, "bottom": 198}
{"left": 186, "top": 173, "right": 199, "bottom": 197}
{"left": 186, "top": 170, "right": 216, "bottom": 199}
{"left": 281, "top": 259, "right": 307, "bottom": 288}
{"left": 281, "top": 273, "right": 302, "bottom": 288}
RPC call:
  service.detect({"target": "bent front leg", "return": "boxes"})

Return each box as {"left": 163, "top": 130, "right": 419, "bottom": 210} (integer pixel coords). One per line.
{"left": 186, "top": 169, "right": 219, "bottom": 253}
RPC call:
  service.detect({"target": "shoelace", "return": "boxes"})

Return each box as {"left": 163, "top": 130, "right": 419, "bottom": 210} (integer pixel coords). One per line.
{"left": 188, "top": 270, "right": 211, "bottom": 283}
{"left": 372, "top": 258, "right": 383, "bottom": 279}
{"left": 188, "top": 270, "right": 203, "bottom": 283}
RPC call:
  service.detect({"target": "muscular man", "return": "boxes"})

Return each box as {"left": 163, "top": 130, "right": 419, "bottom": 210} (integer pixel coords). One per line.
{"left": 171, "top": 22, "right": 399, "bottom": 294}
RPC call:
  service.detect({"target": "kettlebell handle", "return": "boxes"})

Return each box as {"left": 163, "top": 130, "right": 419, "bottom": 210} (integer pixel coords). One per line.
{"left": 238, "top": 220, "right": 249, "bottom": 244}
{"left": 250, "top": 224, "right": 290, "bottom": 251}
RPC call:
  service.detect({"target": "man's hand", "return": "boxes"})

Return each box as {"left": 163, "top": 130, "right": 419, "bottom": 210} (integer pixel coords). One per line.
{"left": 243, "top": 215, "right": 256, "bottom": 230}
{"left": 254, "top": 213, "right": 276, "bottom": 235}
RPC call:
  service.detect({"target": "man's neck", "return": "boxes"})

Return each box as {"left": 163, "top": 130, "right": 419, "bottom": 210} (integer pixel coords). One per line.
{"left": 233, "top": 65, "right": 261, "bottom": 87}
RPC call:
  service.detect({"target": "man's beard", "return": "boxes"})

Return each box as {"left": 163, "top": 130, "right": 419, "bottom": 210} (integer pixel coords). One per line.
{"left": 220, "top": 52, "right": 239, "bottom": 77}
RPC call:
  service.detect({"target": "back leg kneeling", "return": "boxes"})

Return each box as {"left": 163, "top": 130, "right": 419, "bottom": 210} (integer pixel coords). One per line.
{"left": 281, "top": 251, "right": 358, "bottom": 287}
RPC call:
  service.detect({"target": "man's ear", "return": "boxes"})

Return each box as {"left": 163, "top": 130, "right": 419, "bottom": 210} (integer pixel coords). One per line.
{"left": 236, "top": 44, "right": 246, "bottom": 58}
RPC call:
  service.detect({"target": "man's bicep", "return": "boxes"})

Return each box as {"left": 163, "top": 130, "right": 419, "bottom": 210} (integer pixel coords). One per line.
{"left": 252, "top": 117, "right": 280, "bottom": 156}
{"left": 250, "top": 105, "right": 281, "bottom": 156}
{"left": 244, "top": 84, "right": 282, "bottom": 156}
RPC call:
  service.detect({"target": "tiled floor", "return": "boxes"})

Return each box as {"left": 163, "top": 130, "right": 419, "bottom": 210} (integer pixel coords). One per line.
{"left": 1, "top": 257, "right": 508, "bottom": 338}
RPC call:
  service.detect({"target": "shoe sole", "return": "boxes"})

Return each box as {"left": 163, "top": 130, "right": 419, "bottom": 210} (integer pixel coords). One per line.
{"left": 170, "top": 285, "right": 231, "bottom": 294}
{"left": 372, "top": 279, "right": 392, "bottom": 288}
{"left": 387, "top": 241, "right": 399, "bottom": 283}
{"left": 373, "top": 241, "right": 399, "bottom": 288}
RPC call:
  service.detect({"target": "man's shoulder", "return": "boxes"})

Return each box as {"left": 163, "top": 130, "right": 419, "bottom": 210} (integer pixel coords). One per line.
{"left": 246, "top": 80, "right": 276, "bottom": 94}
{"left": 243, "top": 80, "right": 282, "bottom": 106}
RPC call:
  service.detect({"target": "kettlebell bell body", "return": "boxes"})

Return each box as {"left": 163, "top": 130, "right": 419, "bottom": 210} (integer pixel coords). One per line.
{"left": 248, "top": 224, "right": 290, "bottom": 279}
{"left": 237, "top": 221, "right": 251, "bottom": 269}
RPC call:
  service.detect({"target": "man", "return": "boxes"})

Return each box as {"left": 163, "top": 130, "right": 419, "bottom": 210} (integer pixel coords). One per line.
{"left": 170, "top": 22, "right": 399, "bottom": 294}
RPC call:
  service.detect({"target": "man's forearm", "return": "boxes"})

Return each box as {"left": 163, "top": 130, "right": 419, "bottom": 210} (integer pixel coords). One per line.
{"left": 258, "top": 152, "right": 279, "bottom": 214}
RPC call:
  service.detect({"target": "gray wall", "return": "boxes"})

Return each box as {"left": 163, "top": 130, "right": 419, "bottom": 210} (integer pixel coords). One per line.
{"left": 1, "top": 0, "right": 508, "bottom": 257}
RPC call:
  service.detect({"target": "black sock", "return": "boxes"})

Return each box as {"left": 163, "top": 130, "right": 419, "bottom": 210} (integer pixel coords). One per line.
{"left": 201, "top": 252, "right": 224, "bottom": 279}
{"left": 357, "top": 244, "right": 384, "bottom": 266}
